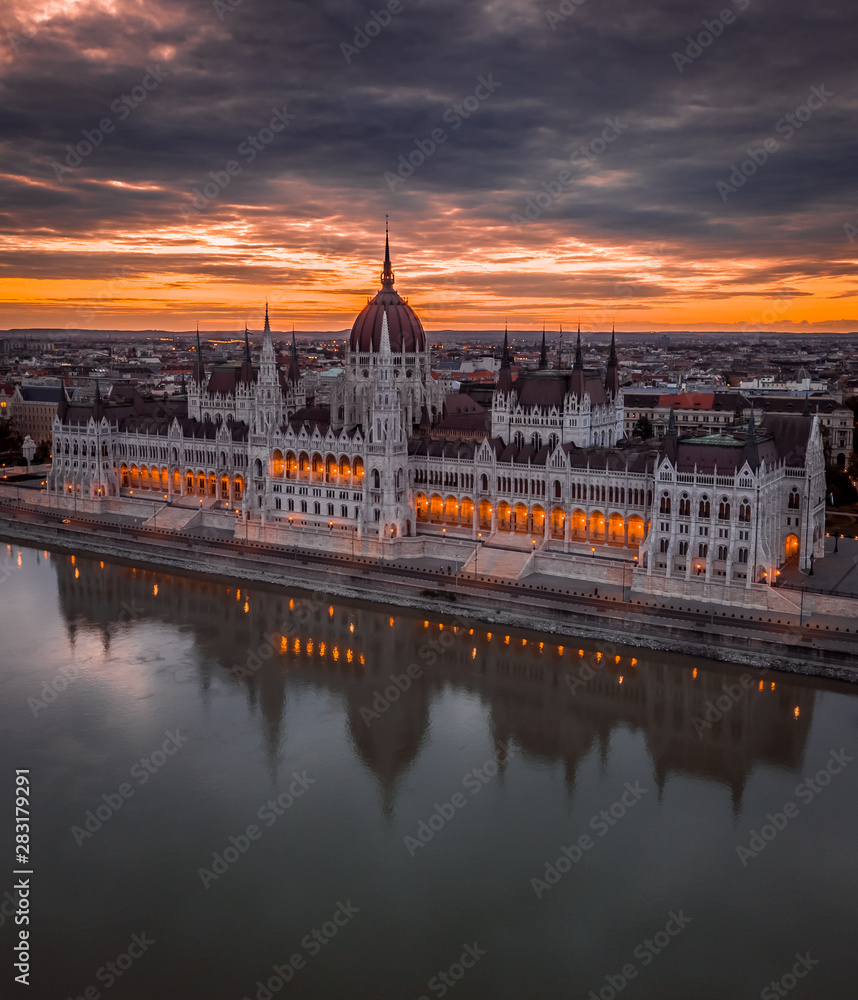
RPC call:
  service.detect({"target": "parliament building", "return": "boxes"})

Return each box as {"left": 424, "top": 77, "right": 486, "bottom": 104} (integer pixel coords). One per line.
{"left": 48, "top": 236, "right": 826, "bottom": 605}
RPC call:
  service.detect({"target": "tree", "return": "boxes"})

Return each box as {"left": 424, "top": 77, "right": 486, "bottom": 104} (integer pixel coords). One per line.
{"left": 633, "top": 414, "right": 653, "bottom": 440}
{"left": 34, "top": 439, "right": 52, "bottom": 463}
{"left": 0, "top": 417, "right": 22, "bottom": 457}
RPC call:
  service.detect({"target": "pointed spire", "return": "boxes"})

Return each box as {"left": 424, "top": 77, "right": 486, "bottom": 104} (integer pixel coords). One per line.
{"left": 194, "top": 326, "right": 205, "bottom": 384}
{"left": 557, "top": 323, "right": 563, "bottom": 368}
{"left": 240, "top": 325, "right": 254, "bottom": 383}
{"left": 605, "top": 323, "right": 619, "bottom": 397}
{"left": 93, "top": 379, "right": 103, "bottom": 421}
{"left": 264, "top": 300, "right": 270, "bottom": 334}
{"left": 570, "top": 321, "right": 585, "bottom": 397}
{"left": 498, "top": 323, "right": 512, "bottom": 393}
{"left": 381, "top": 215, "right": 395, "bottom": 289}
{"left": 744, "top": 405, "right": 759, "bottom": 468}
{"left": 663, "top": 404, "right": 678, "bottom": 462}
{"left": 538, "top": 325, "right": 548, "bottom": 370}
{"left": 288, "top": 327, "right": 300, "bottom": 385}
{"left": 380, "top": 308, "right": 392, "bottom": 355}
{"left": 58, "top": 376, "right": 68, "bottom": 421}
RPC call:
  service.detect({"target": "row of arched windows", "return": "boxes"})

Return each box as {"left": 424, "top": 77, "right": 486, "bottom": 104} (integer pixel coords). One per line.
{"left": 660, "top": 492, "right": 753, "bottom": 523}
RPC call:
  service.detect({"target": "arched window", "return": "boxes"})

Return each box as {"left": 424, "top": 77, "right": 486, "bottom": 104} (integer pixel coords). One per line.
{"left": 553, "top": 480, "right": 561, "bottom": 499}
{"left": 788, "top": 489, "right": 800, "bottom": 510}
{"left": 699, "top": 496, "right": 710, "bottom": 518}
{"left": 531, "top": 432, "right": 542, "bottom": 451}
{"left": 718, "top": 498, "right": 730, "bottom": 520}
{"left": 372, "top": 469, "right": 380, "bottom": 489}
{"left": 659, "top": 492, "right": 671, "bottom": 515}
{"left": 679, "top": 493, "right": 690, "bottom": 516}
{"left": 739, "top": 499, "right": 751, "bottom": 523}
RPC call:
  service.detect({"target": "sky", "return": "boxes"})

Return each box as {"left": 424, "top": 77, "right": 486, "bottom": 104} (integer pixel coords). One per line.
{"left": 1, "top": 0, "right": 856, "bottom": 334}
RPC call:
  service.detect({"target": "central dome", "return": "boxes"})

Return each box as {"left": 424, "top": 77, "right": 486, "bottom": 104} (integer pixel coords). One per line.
{"left": 349, "top": 232, "right": 426, "bottom": 353}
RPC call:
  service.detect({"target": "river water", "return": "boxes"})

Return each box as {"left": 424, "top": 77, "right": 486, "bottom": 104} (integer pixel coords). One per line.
{"left": 1, "top": 543, "right": 856, "bottom": 999}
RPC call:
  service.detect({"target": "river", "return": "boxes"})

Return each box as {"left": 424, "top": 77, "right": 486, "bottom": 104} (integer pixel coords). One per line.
{"left": 1, "top": 543, "right": 856, "bottom": 999}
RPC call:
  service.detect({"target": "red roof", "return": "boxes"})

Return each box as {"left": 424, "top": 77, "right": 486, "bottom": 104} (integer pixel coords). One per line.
{"left": 657, "top": 392, "right": 715, "bottom": 409}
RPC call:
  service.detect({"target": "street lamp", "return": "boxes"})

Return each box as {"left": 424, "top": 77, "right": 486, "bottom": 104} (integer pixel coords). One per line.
{"left": 475, "top": 531, "right": 482, "bottom": 578}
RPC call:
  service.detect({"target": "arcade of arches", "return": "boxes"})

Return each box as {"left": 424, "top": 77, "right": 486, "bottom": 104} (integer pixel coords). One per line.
{"left": 119, "top": 463, "right": 245, "bottom": 502}
{"left": 415, "top": 492, "right": 646, "bottom": 547}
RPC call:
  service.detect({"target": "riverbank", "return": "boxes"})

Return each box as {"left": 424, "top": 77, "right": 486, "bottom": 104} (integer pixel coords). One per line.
{"left": 1, "top": 504, "right": 856, "bottom": 683}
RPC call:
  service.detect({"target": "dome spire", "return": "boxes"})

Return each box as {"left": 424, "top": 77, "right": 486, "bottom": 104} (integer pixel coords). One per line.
{"left": 381, "top": 215, "right": 395, "bottom": 288}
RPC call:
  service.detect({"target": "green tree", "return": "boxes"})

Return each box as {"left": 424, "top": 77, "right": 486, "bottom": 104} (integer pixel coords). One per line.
{"left": 0, "top": 417, "right": 22, "bottom": 457}
{"left": 633, "top": 414, "right": 653, "bottom": 440}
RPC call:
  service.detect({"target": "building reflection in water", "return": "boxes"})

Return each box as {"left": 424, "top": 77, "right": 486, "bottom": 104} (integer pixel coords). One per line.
{"left": 51, "top": 551, "right": 815, "bottom": 813}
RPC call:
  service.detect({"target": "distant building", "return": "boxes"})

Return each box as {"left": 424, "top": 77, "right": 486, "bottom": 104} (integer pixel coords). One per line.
{"left": 9, "top": 385, "right": 62, "bottom": 444}
{"left": 739, "top": 368, "right": 826, "bottom": 394}
{"left": 624, "top": 390, "right": 852, "bottom": 467}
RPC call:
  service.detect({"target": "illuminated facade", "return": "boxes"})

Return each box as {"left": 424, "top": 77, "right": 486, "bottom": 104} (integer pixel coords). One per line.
{"left": 47, "top": 238, "right": 826, "bottom": 597}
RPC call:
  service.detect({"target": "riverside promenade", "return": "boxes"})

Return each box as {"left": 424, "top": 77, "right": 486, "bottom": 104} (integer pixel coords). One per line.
{"left": 1, "top": 488, "right": 856, "bottom": 683}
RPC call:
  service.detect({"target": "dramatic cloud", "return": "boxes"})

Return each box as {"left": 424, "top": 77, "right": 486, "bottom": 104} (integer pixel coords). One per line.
{"left": 1, "top": 0, "right": 856, "bottom": 331}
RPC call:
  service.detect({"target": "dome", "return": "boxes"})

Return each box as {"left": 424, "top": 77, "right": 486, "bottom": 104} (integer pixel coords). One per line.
{"left": 349, "top": 232, "right": 425, "bottom": 353}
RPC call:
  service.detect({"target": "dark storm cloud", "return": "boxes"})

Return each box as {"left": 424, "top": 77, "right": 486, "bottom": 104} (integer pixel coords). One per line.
{"left": 0, "top": 0, "right": 856, "bottom": 300}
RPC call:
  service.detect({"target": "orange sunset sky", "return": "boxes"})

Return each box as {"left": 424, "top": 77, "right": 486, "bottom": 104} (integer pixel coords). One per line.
{"left": 1, "top": 0, "right": 856, "bottom": 334}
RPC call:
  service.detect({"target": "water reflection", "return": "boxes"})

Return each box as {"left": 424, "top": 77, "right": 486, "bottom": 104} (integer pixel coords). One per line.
{"left": 51, "top": 550, "right": 815, "bottom": 813}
